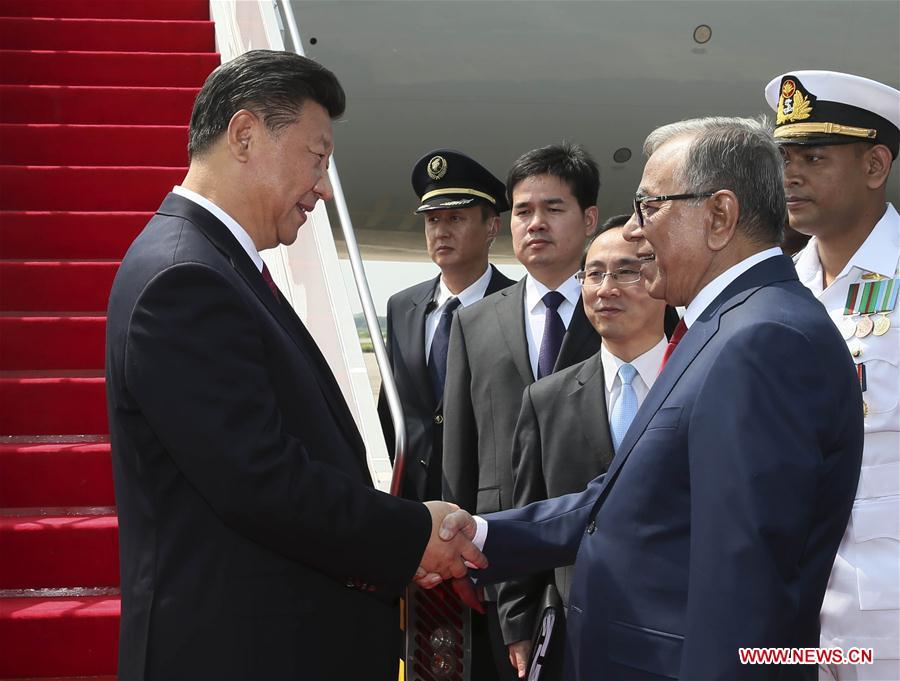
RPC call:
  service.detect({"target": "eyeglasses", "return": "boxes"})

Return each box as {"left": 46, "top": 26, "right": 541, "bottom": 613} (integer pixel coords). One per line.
{"left": 633, "top": 192, "right": 716, "bottom": 228}
{"left": 575, "top": 268, "right": 642, "bottom": 288}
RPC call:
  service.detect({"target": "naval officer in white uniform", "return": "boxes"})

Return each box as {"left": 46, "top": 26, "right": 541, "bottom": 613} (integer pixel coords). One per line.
{"left": 766, "top": 69, "right": 900, "bottom": 681}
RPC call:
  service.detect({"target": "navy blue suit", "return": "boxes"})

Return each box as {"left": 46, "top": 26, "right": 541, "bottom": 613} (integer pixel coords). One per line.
{"left": 476, "top": 255, "right": 863, "bottom": 680}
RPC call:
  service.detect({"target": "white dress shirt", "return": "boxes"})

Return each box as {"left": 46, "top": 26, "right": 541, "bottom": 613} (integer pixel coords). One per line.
{"left": 424, "top": 265, "right": 493, "bottom": 361}
{"left": 523, "top": 273, "right": 583, "bottom": 379}
{"left": 600, "top": 337, "right": 667, "bottom": 415}
{"left": 172, "top": 185, "right": 263, "bottom": 272}
{"left": 683, "top": 247, "right": 783, "bottom": 328}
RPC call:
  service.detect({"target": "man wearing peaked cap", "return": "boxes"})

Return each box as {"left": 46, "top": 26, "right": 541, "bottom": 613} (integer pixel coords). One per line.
{"left": 412, "top": 148, "right": 512, "bottom": 215}
{"left": 766, "top": 70, "right": 900, "bottom": 681}
{"left": 378, "top": 150, "right": 514, "bottom": 503}
{"left": 378, "top": 149, "right": 516, "bottom": 679}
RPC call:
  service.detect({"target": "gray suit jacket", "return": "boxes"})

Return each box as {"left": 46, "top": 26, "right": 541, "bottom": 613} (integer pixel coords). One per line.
{"left": 378, "top": 266, "right": 515, "bottom": 500}
{"left": 497, "top": 351, "right": 614, "bottom": 643}
{"left": 442, "top": 277, "right": 602, "bottom": 515}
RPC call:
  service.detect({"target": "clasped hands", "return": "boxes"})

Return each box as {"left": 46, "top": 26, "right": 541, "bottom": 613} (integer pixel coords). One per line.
{"left": 416, "top": 501, "right": 485, "bottom": 612}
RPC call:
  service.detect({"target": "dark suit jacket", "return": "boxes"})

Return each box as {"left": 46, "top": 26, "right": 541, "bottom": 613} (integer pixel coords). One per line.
{"left": 475, "top": 256, "right": 864, "bottom": 680}
{"left": 106, "top": 193, "right": 431, "bottom": 680}
{"left": 498, "top": 351, "right": 614, "bottom": 644}
{"left": 442, "top": 277, "right": 603, "bottom": 516}
{"left": 378, "top": 267, "right": 514, "bottom": 501}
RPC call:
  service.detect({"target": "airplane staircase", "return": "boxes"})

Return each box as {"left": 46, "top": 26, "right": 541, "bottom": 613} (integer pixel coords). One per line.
{"left": 0, "top": 1, "right": 218, "bottom": 676}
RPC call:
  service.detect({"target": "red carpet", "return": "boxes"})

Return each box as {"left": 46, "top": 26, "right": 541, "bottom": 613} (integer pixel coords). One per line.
{"left": 0, "top": 85, "right": 200, "bottom": 125}
{"left": 0, "top": 212, "right": 153, "bottom": 259}
{"left": 0, "top": 440, "right": 114, "bottom": 508}
{"left": 0, "top": 0, "right": 219, "bottom": 677}
{"left": 0, "top": 125, "right": 190, "bottom": 166}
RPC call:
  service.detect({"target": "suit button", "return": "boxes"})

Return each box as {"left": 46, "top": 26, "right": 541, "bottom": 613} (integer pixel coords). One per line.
{"left": 586, "top": 520, "right": 596, "bottom": 535}
{"left": 434, "top": 414, "right": 444, "bottom": 424}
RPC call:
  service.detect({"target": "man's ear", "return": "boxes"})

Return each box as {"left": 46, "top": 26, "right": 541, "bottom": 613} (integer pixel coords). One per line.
{"left": 486, "top": 214, "right": 500, "bottom": 245}
{"left": 583, "top": 205, "right": 599, "bottom": 236}
{"left": 863, "top": 144, "right": 893, "bottom": 191}
{"left": 707, "top": 190, "right": 739, "bottom": 252}
{"left": 226, "top": 109, "right": 259, "bottom": 162}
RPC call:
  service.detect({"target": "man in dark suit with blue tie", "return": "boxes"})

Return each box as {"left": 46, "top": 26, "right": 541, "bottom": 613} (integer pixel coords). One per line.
{"left": 378, "top": 150, "right": 514, "bottom": 502}
{"left": 428, "top": 117, "right": 864, "bottom": 680}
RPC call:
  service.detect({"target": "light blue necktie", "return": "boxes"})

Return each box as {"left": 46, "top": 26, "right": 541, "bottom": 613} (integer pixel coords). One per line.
{"left": 610, "top": 363, "right": 638, "bottom": 451}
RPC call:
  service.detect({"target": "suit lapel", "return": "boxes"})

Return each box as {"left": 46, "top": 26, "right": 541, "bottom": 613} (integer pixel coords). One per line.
{"left": 556, "top": 302, "right": 598, "bottom": 371}
{"left": 590, "top": 255, "right": 798, "bottom": 510}
{"left": 495, "top": 279, "right": 534, "bottom": 384}
{"left": 431, "top": 268, "right": 513, "bottom": 412}
{"left": 157, "top": 193, "right": 367, "bottom": 458}
{"left": 485, "top": 265, "right": 514, "bottom": 296}
{"left": 401, "top": 277, "right": 440, "bottom": 411}
{"left": 569, "top": 353, "right": 615, "bottom": 469}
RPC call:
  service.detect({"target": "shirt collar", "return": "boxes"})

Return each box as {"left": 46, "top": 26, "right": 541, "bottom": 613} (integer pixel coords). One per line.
{"left": 795, "top": 203, "right": 899, "bottom": 294}
{"left": 601, "top": 336, "right": 668, "bottom": 392}
{"left": 525, "top": 272, "right": 582, "bottom": 312}
{"left": 683, "top": 247, "right": 783, "bottom": 328}
{"left": 434, "top": 265, "right": 493, "bottom": 310}
{"left": 173, "top": 185, "right": 264, "bottom": 272}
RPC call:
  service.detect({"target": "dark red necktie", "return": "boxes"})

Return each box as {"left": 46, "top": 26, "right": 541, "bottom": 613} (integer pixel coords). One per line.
{"left": 659, "top": 318, "right": 687, "bottom": 374}
{"left": 261, "top": 263, "right": 280, "bottom": 300}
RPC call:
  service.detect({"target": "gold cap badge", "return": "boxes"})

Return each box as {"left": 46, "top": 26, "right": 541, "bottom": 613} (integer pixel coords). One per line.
{"left": 777, "top": 78, "right": 814, "bottom": 125}
{"left": 427, "top": 155, "right": 447, "bottom": 180}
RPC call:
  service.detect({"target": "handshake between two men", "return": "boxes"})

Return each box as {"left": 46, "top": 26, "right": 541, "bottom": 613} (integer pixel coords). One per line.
{"left": 418, "top": 502, "right": 484, "bottom": 611}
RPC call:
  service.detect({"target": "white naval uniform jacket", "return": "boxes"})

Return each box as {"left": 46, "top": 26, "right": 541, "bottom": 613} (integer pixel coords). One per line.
{"left": 795, "top": 203, "right": 900, "bottom": 659}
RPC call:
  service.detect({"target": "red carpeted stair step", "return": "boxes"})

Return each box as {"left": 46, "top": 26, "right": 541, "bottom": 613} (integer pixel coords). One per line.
{"left": 0, "top": 590, "right": 119, "bottom": 678}
{"left": 0, "top": 211, "right": 149, "bottom": 259}
{"left": 0, "top": 261, "right": 118, "bottom": 312}
{"left": 0, "top": 371, "right": 107, "bottom": 436}
{"left": 0, "top": 85, "right": 200, "bottom": 124}
{"left": 0, "top": 166, "right": 185, "bottom": 211}
{"left": 0, "top": 0, "right": 209, "bottom": 20}
{"left": 0, "top": 511, "right": 119, "bottom": 589}
{"left": 0, "top": 50, "right": 220, "bottom": 88}
{"left": 0, "top": 439, "right": 113, "bottom": 507}
{"left": 0, "top": 124, "right": 189, "bottom": 166}
{"left": 0, "top": 17, "right": 215, "bottom": 52}
{"left": 0, "top": 315, "right": 105, "bottom": 370}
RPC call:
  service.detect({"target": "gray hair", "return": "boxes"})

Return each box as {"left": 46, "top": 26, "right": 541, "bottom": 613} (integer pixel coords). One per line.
{"left": 643, "top": 117, "right": 786, "bottom": 244}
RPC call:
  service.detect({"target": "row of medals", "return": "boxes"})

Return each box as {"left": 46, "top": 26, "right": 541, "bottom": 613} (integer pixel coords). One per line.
{"left": 838, "top": 312, "right": 891, "bottom": 340}
{"left": 838, "top": 313, "right": 891, "bottom": 418}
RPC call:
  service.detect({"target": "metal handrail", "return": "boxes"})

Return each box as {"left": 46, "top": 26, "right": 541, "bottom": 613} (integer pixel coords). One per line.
{"left": 277, "top": 0, "right": 408, "bottom": 497}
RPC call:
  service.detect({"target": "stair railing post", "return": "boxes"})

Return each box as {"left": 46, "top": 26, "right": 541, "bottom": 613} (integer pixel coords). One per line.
{"left": 275, "top": 0, "right": 407, "bottom": 497}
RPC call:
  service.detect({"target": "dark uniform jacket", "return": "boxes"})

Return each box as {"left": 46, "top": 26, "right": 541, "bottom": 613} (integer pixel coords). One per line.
{"left": 378, "top": 266, "right": 514, "bottom": 501}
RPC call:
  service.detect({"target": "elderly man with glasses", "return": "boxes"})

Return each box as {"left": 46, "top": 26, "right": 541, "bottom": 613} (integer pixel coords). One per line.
{"left": 426, "top": 117, "right": 864, "bottom": 681}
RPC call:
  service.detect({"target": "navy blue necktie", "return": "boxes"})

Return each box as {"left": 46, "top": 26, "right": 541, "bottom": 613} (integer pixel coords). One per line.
{"left": 427, "top": 297, "right": 461, "bottom": 402}
{"left": 537, "top": 291, "right": 566, "bottom": 379}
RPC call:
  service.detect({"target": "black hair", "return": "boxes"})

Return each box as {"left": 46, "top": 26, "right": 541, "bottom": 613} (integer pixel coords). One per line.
{"left": 188, "top": 50, "right": 345, "bottom": 159}
{"left": 506, "top": 142, "right": 600, "bottom": 212}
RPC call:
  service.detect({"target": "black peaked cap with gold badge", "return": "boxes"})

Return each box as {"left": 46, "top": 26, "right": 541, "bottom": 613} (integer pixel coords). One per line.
{"left": 765, "top": 70, "right": 900, "bottom": 158}
{"left": 412, "top": 149, "right": 510, "bottom": 214}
